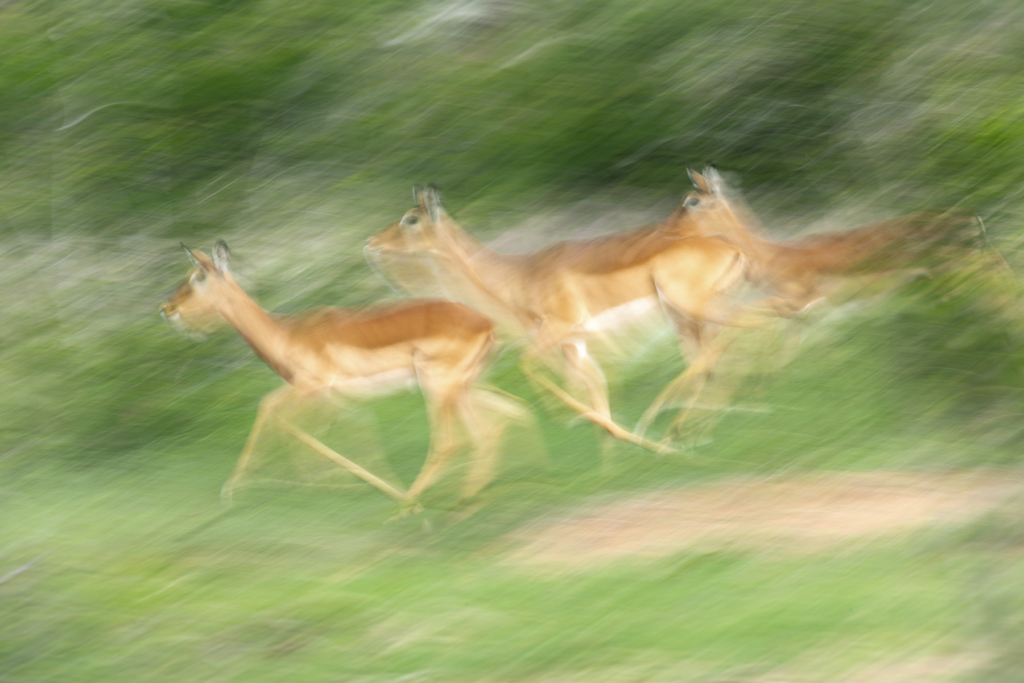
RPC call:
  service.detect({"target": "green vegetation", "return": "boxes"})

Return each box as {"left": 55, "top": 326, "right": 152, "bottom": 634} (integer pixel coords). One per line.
{"left": 3, "top": 0, "right": 1024, "bottom": 680}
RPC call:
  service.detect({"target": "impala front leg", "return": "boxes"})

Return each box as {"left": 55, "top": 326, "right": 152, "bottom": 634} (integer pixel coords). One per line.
{"left": 659, "top": 346, "right": 725, "bottom": 442}
{"left": 222, "top": 384, "right": 296, "bottom": 502}
{"left": 637, "top": 308, "right": 753, "bottom": 444}
{"left": 635, "top": 362, "right": 708, "bottom": 440}
{"left": 635, "top": 316, "right": 707, "bottom": 440}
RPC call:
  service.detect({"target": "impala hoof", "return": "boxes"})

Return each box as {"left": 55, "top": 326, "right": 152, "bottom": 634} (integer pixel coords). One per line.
{"left": 651, "top": 439, "right": 678, "bottom": 456}
{"left": 387, "top": 501, "right": 424, "bottom": 523}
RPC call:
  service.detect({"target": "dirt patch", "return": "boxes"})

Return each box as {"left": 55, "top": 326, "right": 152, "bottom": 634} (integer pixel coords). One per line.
{"left": 507, "top": 470, "right": 1023, "bottom": 569}
{"left": 836, "top": 652, "right": 987, "bottom": 683}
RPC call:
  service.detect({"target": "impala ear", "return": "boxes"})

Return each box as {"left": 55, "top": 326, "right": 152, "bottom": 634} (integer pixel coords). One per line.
{"left": 212, "top": 239, "right": 231, "bottom": 273}
{"left": 688, "top": 167, "right": 711, "bottom": 195}
{"left": 702, "top": 165, "right": 724, "bottom": 195}
{"left": 182, "top": 242, "right": 205, "bottom": 270}
{"left": 422, "top": 184, "right": 441, "bottom": 223}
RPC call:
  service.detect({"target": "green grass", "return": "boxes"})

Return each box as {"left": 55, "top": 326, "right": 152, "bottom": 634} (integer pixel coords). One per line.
{"left": 0, "top": 451, "right": 990, "bottom": 682}
{"left": 3, "top": 226, "right": 1024, "bottom": 680}
{"left": 3, "top": 183, "right": 1023, "bottom": 682}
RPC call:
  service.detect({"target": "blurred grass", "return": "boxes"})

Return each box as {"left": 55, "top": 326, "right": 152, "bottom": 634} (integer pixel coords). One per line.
{"left": 4, "top": 0, "right": 1024, "bottom": 680}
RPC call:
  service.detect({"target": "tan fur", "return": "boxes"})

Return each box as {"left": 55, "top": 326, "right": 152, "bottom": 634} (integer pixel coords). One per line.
{"left": 638, "top": 170, "right": 1004, "bottom": 431}
{"left": 161, "top": 242, "right": 508, "bottom": 508}
{"left": 687, "top": 168, "right": 995, "bottom": 315}
{"left": 366, "top": 187, "right": 759, "bottom": 451}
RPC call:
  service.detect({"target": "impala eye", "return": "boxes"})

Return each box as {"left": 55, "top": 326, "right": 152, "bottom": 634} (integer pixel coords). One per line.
{"left": 402, "top": 215, "right": 420, "bottom": 226}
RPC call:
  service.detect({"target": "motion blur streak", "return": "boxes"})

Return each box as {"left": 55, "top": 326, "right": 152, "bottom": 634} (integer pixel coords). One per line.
{"left": 2, "top": 1, "right": 1024, "bottom": 681}
{"left": 368, "top": 184, "right": 755, "bottom": 452}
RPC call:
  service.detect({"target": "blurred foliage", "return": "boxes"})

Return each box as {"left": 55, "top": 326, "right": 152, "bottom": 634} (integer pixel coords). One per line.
{"left": 4, "top": 0, "right": 1024, "bottom": 236}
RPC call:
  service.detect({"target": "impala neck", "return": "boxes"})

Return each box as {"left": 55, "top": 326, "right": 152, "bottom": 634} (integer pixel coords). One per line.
{"left": 675, "top": 202, "right": 780, "bottom": 265}
{"left": 211, "top": 276, "right": 299, "bottom": 383}
{"left": 436, "top": 216, "right": 526, "bottom": 312}
{"left": 733, "top": 226, "right": 779, "bottom": 263}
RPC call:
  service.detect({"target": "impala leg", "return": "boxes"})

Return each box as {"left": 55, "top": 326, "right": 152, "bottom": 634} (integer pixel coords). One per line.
{"left": 660, "top": 309, "right": 778, "bottom": 441}
{"left": 403, "top": 396, "right": 459, "bottom": 507}
{"left": 463, "top": 386, "right": 538, "bottom": 500}
{"left": 638, "top": 251, "right": 762, "bottom": 443}
{"left": 563, "top": 340, "right": 612, "bottom": 417}
{"left": 457, "top": 393, "right": 501, "bottom": 501}
{"left": 562, "top": 340, "right": 624, "bottom": 473}
{"left": 635, "top": 341, "right": 723, "bottom": 441}
{"left": 635, "top": 317, "right": 705, "bottom": 439}
{"left": 221, "top": 384, "right": 296, "bottom": 502}
{"left": 635, "top": 365, "right": 702, "bottom": 439}
{"left": 638, "top": 292, "right": 768, "bottom": 442}
{"left": 519, "top": 344, "right": 674, "bottom": 454}
{"left": 275, "top": 419, "right": 406, "bottom": 502}
{"left": 661, "top": 346, "right": 724, "bottom": 440}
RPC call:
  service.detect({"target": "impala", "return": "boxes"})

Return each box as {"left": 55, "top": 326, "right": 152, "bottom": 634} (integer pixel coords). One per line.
{"left": 688, "top": 167, "right": 996, "bottom": 316}
{"left": 366, "top": 186, "right": 766, "bottom": 451}
{"left": 632, "top": 168, "right": 1011, "bottom": 436}
{"left": 161, "top": 240, "right": 520, "bottom": 509}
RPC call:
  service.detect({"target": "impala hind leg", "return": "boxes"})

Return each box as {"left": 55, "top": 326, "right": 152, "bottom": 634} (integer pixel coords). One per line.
{"left": 402, "top": 392, "right": 460, "bottom": 508}
{"left": 225, "top": 385, "right": 407, "bottom": 503}
{"left": 461, "top": 387, "right": 538, "bottom": 501}
{"left": 275, "top": 419, "right": 407, "bottom": 502}
{"left": 519, "top": 342, "right": 674, "bottom": 454}
{"left": 561, "top": 340, "right": 631, "bottom": 472}
{"left": 456, "top": 393, "right": 499, "bottom": 501}
{"left": 222, "top": 384, "right": 296, "bottom": 502}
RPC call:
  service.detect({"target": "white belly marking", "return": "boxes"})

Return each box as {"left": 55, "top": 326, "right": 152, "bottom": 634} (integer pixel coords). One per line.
{"left": 583, "top": 297, "right": 660, "bottom": 332}
{"left": 330, "top": 368, "right": 417, "bottom": 397}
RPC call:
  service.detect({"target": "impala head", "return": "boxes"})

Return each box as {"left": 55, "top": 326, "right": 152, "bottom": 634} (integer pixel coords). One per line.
{"left": 682, "top": 165, "right": 764, "bottom": 244}
{"left": 366, "top": 185, "right": 449, "bottom": 258}
{"left": 160, "top": 240, "right": 233, "bottom": 334}
{"left": 683, "top": 166, "right": 734, "bottom": 213}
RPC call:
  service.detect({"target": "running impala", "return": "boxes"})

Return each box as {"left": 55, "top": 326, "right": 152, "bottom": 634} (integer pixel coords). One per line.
{"left": 366, "top": 186, "right": 766, "bottom": 451}
{"left": 162, "top": 240, "right": 521, "bottom": 510}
